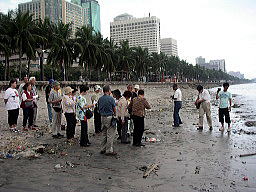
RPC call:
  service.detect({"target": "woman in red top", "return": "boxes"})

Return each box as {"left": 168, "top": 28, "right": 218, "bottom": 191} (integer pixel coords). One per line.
{"left": 20, "top": 82, "right": 35, "bottom": 131}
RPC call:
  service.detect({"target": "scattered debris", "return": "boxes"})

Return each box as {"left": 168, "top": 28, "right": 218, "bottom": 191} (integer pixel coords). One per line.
{"left": 243, "top": 176, "right": 248, "bottom": 181}
{"left": 245, "top": 121, "right": 256, "bottom": 127}
{"left": 195, "top": 166, "right": 200, "bottom": 174}
{"left": 66, "top": 161, "right": 75, "bottom": 168}
{"left": 142, "top": 163, "right": 159, "bottom": 178}
{"left": 54, "top": 164, "right": 62, "bottom": 169}
{"left": 239, "top": 153, "right": 256, "bottom": 157}
{"left": 32, "top": 145, "right": 45, "bottom": 154}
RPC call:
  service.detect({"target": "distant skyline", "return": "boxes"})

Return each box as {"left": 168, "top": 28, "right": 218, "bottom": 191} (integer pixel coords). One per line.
{"left": 1, "top": 0, "right": 255, "bottom": 79}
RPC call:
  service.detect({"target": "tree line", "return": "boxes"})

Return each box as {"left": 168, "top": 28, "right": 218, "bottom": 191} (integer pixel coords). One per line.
{"left": 0, "top": 11, "right": 244, "bottom": 82}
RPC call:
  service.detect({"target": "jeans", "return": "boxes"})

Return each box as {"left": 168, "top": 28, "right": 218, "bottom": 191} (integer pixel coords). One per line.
{"left": 80, "top": 120, "right": 89, "bottom": 146}
{"left": 47, "top": 103, "right": 53, "bottom": 123}
{"left": 101, "top": 116, "right": 116, "bottom": 153}
{"left": 8, "top": 108, "right": 19, "bottom": 127}
{"left": 132, "top": 115, "right": 145, "bottom": 145}
{"left": 173, "top": 101, "right": 182, "bottom": 126}
{"left": 65, "top": 113, "right": 76, "bottom": 139}
{"left": 94, "top": 107, "right": 102, "bottom": 133}
{"left": 23, "top": 108, "right": 34, "bottom": 127}
{"left": 117, "top": 117, "right": 129, "bottom": 143}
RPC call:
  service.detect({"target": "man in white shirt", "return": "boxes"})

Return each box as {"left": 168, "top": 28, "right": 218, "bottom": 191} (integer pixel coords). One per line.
{"left": 172, "top": 84, "right": 182, "bottom": 127}
{"left": 195, "top": 85, "right": 213, "bottom": 130}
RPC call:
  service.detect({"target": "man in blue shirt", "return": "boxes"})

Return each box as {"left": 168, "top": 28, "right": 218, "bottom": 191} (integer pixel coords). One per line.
{"left": 216, "top": 82, "right": 232, "bottom": 132}
{"left": 98, "top": 85, "right": 117, "bottom": 156}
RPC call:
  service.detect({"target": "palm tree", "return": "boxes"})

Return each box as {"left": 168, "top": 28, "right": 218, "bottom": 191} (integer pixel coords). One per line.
{"left": 47, "top": 22, "right": 73, "bottom": 81}
{"left": 132, "top": 46, "right": 150, "bottom": 79}
{"left": 75, "top": 26, "right": 101, "bottom": 80}
{"left": 12, "top": 11, "right": 39, "bottom": 79}
{"left": 0, "top": 11, "right": 14, "bottom": 80}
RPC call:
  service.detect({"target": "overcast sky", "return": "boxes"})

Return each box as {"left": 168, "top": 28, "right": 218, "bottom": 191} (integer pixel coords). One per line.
{"left": 1, "top": 0, "right": 255, "bottom": 79}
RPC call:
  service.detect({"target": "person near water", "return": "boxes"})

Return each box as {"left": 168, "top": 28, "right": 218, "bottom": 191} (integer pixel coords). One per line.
{"left": 195, "top": 85, "right": 213, "bottom": 131}
{"left": 91, "top": 85, "right": 102, "bottom": 134}
{"left": 98, "top": 85, "right": 117, "bottom": 156}
{"left": 76, "top": 86, "right": 95, "bottom": 147}
{"left": 48, "top": 81, "right": 63, "bottom": 139}
{"left": 4, "top": 79, "right": 20, "bottom": 132}
{"left": 216, "top": 82, "right": 232, "bottom": 132}
{"left": 172, "top": 84, "right": 183, "bottom": 127}
{"left": 112, "top": 89, "right": 122, "bottom": 140}
{"left": 128, "top": 89, "right": 151, "bottom": 147}
{"left": 20, "top": 82, "right": 35, "bottom": 131}
{"left": 45, "top": 79, "right": 54, "bottom": 124}
{"left": 29, "top": 77, "right": 39, "bottom": 127}
{"left": 117, "top": 90, "right": 132, "bottom": 144}
{"left": 63, "top": 86, "right": 77, "bottom": 142}
{"left": 18, "top": 76, "right": 28, "bottom": 97}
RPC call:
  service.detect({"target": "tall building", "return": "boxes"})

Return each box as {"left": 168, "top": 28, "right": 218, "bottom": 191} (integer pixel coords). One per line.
{"left": 18, "top": 0, "right": 101, "bottom": 34}
{"left": 228, "top": 71, "right": 244, "bottom": 79}
{"left": 160, "top": 38, "right": 178, "bottom": 57}
{"left": 209, "top": 59, "right": 226, "bottom": 72}
{"left": 196, "top": 56, "right": 206, "bottom": 66}
{"left": 110, "top": 13, "right": 161, "bottom": 53}
{"left": 71, "top": 0, "right": 101, "bottom": 33}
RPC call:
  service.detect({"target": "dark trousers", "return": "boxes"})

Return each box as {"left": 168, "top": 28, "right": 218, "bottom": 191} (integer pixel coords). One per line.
{"left": 219, "top": 108, "right": 231, "bottom": 124}
{"left": 65, "top": 113, "right": 76, "bottom": 139}
{"left": 133, "top": 115, "right": 145, "bottom": 145}
{"left": 23, "top": 108, "right": 34, "bottom": 127}
{"left": 80, "top": 120, "right": 89, "bottom": 146}
{"left": 94, "top": 107, "right": 102, "bottom": 133}
{"left": 8, "top": 108, "right": 19, "bottom": 127}
{"left": 173, "top": 101, "right": 182, "bottom": 126}
{"left": 117, "top": 117, "right": 129, "bottom": 143}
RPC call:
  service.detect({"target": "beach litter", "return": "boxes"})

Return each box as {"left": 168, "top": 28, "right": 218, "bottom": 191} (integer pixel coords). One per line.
{"left": 141, "top": 163, "right": 159, "bottom": 178}
{"left": 243, "top": 176, "right": 249, "bottom": 181}
{"left": 54, "top": 164, "right": 63, "bottom": 169}
{"left": 239, "top": 153, "right": 256, "bottom": 157}
{"left": 245, "top": 121, "right": 256, "bottom": 127}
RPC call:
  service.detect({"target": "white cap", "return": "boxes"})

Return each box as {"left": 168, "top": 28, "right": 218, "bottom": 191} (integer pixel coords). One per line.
{"left": 134, "top": 84, "right": 140, "bottom": 90}
{"left": 94, "top": 85, "right": 102, "bottom": 91}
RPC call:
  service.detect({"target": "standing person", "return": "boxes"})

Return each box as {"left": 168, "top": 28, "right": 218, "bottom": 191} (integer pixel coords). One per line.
{"left": 48, "top": 81, "right": 63, "bottom": 138}
{"left": 20, "top": 82, "right": 35, "bottom": 131}
{"left": 45, "top": 79, "right": 54, "bottom": 124}
{"left": 18, "top": 76, "right": 28, "bottom": 97}
{"left": 112, "top": 89, "right": 122, "bottom": 140}
{"left": 98, "top": 85, "right": 117, "bottom": 156}
{"left": 127, "top": 84, "right": 137, "bottom": 99}
{"left": 172, "top": 84, "right": 183, "bottom": 127}
{"left": 63, "top": 86, "right": 77, "bottom": 142}
{"left": 76, "top": 86, "right": 95, "bottom": 147}
{"left": 128, "top": 90, "right": 151, "bottom": 147}
{"left": 133, "top": 84, "right": 140, "bottom": 98}
{"left": 117, "top": 91, "right": 132, "bottom": 144}
{"left": 195, "top": 85, "right": 213, "bottom": 131}
{"left": 216, "top": 83, "right": 232, "bottom": 132}
{"left": 4, "top": 79, "right": 20, "bottom": 132}
{"left": 91, "top": 85, "right": 102, "bottom": 134}
{"left": 29, "top": 77, "right": 39, "bottom": 127}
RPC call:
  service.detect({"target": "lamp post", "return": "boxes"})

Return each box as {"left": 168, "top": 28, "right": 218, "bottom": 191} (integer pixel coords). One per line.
{"left": 36, "top": 47, "right": 45, "bottom": 81}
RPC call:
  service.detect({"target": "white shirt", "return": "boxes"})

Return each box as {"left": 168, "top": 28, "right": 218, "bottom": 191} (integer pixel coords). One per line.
{"left": 4, "top": 88, "right": 20, "bottom": 110}
{"left": 174, "top": 88, "right": 182, "bottom": 101}
{"left": 22, "top": 91, "right": 31, "bottom": 101}
{"left": 199, "top": 89, "right": 211, "bottom": 103}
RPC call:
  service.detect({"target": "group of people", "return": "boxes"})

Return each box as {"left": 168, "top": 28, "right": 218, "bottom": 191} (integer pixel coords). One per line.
{"left": 172, "top": 82, "right": 232, "bottom": 132}
{"left": 4, "top": 78, "right": 232, "bottom": 156}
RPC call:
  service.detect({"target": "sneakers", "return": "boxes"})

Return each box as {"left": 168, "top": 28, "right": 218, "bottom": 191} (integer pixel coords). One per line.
{"left": 227, "top": 127, "right": 231, "bottom": 132}
{"left": 209, "top": 127, "right": 213, "bottom": 131}
{"left": 197, "top": 127, "right": 203, "bottom": 130}
{"left": 219, "top": 126, "right": 224, "bottom": 132}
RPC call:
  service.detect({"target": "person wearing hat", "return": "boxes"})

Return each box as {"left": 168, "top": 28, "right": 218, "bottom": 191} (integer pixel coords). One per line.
{"left": 48, "top": 81, "right": 63, "bottom": 138}
{"left": 134, "top": 85, "right": 140, "bottom": 98}
{"left": 62, "top": 86, "right": 77, "bottom": 141}
{"left": 91, "top": 85, "right": 102, "bottom": 133}
{"left": 45, "top": 79, "right": 54, "bottom": 124}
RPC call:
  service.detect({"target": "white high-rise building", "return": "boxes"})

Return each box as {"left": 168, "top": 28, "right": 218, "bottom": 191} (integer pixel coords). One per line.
{"left": 209, "top": 59, "right": 226, "bottom": 72}
{"left": 160, "top": 38, "right": 178, "bottom": 57}
{"left": 110, "top": 13, "right": 161, "bottom": 53}
{"left": 196, "top": 56, "right": 206, "bottom": 65}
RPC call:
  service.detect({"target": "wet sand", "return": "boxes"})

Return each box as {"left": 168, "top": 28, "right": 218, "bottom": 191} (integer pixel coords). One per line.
{"left": 0, "top": 83, "right": 256, "bottom": 192}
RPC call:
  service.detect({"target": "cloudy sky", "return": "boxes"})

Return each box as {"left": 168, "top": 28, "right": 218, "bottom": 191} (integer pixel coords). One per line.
{"left": 1, "top": 0, "right": 256, "bottom": 79}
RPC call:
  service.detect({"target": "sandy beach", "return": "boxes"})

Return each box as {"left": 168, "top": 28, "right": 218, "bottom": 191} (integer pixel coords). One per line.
{"left": 0, "top": 83, "right": 256, "bottom": 192}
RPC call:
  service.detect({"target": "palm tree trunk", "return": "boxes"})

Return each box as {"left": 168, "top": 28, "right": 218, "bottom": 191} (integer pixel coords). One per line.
{"left": 4, "top": 56, "right": 8, "bottom": 81}
{"left": 39, "top": 52, "right": 44, "bottom": 81}
{"left": 19, "top": 51, "right": 22, "bottom": 80}
{"left": 27, "top": 59, "right": 31, "bottom": 77}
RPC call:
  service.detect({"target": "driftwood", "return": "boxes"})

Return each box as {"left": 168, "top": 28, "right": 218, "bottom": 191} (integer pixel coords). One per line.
{"left": 143, "top": 163, "right": 159, "bottom": 178}
{"left": 239, "top": 153, "right": 256, "bottom": 157}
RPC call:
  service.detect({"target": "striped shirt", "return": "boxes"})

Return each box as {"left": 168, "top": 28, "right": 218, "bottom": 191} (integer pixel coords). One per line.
{"left": 128, "top": 96, "right": 151, "bottom": 117}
